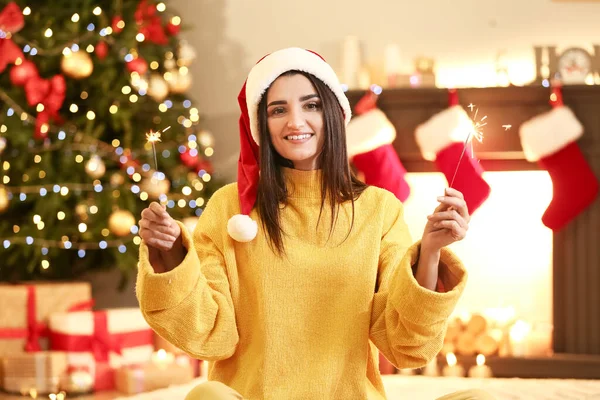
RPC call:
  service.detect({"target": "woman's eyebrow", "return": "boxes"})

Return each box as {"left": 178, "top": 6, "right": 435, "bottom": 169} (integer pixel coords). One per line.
{"left": 267, "top": 94, "right": 319, "bottom": 108}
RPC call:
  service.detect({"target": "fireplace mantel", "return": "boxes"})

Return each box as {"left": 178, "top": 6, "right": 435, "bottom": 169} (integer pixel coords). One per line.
{"left": 346, "top": 85, "right": 600, "bottom": 172}
{"left": 347, "top": 85, "right": 600, "bottom": 378}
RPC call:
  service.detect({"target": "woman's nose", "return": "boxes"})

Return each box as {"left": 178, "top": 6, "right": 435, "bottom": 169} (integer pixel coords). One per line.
{"left": 287, "top": 108, "right": 305, "bottom": 130}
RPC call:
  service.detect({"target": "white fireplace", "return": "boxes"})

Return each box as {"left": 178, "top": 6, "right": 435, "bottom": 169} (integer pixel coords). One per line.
{"left": 402, "top": 171, "right": 554, "bottom": 357}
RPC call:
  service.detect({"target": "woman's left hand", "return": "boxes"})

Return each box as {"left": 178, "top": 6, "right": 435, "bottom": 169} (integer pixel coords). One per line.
{"left": 421, "top": 187, "right": 470, "bottom": 253}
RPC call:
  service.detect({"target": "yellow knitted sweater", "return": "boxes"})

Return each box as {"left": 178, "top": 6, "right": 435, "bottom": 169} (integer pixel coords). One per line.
{"left": 136, "top": 168, "right": 467, "bottom": 400}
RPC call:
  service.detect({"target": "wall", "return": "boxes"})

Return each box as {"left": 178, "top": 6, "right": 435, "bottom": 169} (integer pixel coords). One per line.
{"left": 171, "top": 0, "right": 600, "bottom": 181}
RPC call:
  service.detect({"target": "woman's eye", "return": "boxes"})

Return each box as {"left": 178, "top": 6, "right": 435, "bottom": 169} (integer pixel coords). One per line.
{"left": 306, "top": 102, "right": 321, "bottom": 110}
{"left": 270, "top": 107, "right": 285, "bottom": 116}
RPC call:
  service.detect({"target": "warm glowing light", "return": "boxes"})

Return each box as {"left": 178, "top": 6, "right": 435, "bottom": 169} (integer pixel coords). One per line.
{"left": 476, "top": 354, "right": 485, "bottom": 366}
{"left": 42, "top": 260, "right": 50, "bottom": 269}
{"left": 403, "top": 171, "right": 553, "bottom": 328}
{"left": 136, "top": 33, "right": 145, "bottom": 42}
{"left": 44, "top": 28, "right": 53, "bottom": 38}
{"left": 71, "top": 13, "right": 80, "bottom": 22}
{"left": 23, "top": 7, "right": 31, "bottom": 15}
{"left": 78, "top": 223, "right": 87, "bottom": 233}
{"left": 93, "top": 6, "right": 102, "bottom": 15}
{"left": 156, "top": 2, "right": 166, "bottom": 11}
{"left": 446, "top": 352, "right": 457, "bottom": 367}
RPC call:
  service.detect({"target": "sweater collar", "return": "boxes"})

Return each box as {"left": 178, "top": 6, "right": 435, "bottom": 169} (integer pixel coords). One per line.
{"left": 282, "top": 167, "right": 323, "bottom": 199}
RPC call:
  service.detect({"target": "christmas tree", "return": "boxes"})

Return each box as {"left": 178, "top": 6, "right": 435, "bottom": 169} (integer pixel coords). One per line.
{"left": 0, "top": 0, "right": 220, "bottom": 282}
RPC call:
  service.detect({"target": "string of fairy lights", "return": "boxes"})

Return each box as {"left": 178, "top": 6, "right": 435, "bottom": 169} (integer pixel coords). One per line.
{"left": 0, "top": 2, "right": 211, "bottom": 266}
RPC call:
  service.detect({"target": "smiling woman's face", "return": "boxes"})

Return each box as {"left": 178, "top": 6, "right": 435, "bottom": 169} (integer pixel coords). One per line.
{"left": 265, "top": 74, "right": 325, "bottom": 170}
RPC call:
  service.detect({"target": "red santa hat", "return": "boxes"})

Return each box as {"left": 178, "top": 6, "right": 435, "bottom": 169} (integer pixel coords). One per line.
{"left": 228, "top": 47, "right": 352, "bottom": 242}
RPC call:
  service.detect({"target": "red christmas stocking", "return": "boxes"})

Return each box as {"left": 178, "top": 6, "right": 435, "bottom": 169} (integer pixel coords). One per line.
{"left": 520, "top": 106, "right": 599, "bottom": 231}
{"left": 347, "top": 92, "right": 410, "bottom": 202}
{"left": 415, "top": 104, "right": 491, "bottom": 214}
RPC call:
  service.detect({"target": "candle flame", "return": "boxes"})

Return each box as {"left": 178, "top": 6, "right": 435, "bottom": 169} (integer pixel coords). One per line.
{"left": 446, "top": 352, "right": 457, "bottom": 367}
{"left": 476, "top": 354, "right": 485, "bottom": 366}
{"left": 146, "top": 130, "right": 162, "bottom": 143}
{"left": 156, "top": 348, "right": 167, "bottom": 360}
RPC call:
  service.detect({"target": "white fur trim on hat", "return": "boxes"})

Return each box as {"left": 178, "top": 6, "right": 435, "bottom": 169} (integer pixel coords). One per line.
{"left": 346, "top": 109, "right": 396, "bottom": 158}
{"left": 245, "top": 47, "right": 352, "bottom": 145}
{"left": 415, "top": 105, "right": 474, "bottom": 161}
{"left": 227, "top": 214, "right": 258, "bottom": 242}
{"left": 519, "top": 106, "right": 583, "bottom": 162}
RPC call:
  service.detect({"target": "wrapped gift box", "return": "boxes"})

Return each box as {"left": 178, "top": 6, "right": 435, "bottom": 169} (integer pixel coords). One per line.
{"left": 49, "top": 308, "right": 154, "bottom": 391}
{"left": 0, "top": 282, "right": 91, "bottom": 356}
{"left": 115, "top": 358, "right": 195, "bottom": 395}
{"left": 2, "top": 351, "right": 67, "bottom": 395}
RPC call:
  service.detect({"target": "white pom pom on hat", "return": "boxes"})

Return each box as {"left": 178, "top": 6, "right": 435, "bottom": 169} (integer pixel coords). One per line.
{"left": 227, "top": 214, "right": 258, "bottom": 243}
{"left": 230, "top": 47, "right": 351, "bottom": 242}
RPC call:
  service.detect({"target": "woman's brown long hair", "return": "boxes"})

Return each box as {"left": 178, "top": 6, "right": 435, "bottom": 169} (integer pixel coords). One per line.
{"left": 256, "top": 70, "right": 367, "bottom": 255}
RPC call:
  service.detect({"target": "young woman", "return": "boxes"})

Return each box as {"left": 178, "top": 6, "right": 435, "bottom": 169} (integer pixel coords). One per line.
{"left": 137, "top": 48, "right": 492, "bottom": 400}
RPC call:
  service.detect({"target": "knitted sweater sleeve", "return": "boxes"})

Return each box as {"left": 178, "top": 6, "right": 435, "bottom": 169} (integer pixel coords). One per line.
{"left": 369, "top": 192, "right": 468, "bottom": 369}
{"left": 136, "top": 189, "right": 239, "bottom": 360}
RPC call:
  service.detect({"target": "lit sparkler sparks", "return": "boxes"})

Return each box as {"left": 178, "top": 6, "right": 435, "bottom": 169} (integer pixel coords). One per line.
{"left": 146, "top": 126, "right": 171, "bottom": 173}
{"left": 449, "top": 106, "right": 487, "bottom": 188}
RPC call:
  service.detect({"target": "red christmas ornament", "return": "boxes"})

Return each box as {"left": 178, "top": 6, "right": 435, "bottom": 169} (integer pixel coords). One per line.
{"left": 9, "top": 60, "right": 38, "bottom": 86}
{"left": 166, "top": 21, "right": 180, "bottom": 36}
{"left": 180, "top": 148, "right": 198, "bottom": 168}
{"left": 126, "top": 57, "right": 148, "bottom": 75}
{"left": 195, "top": 159, "right": 213, "bottom": 174}
{"left": 95, "top": 41, "right": 108, "bottom": 60}
{"left": 111, "top": 16, "right": 124, "bottom": 34}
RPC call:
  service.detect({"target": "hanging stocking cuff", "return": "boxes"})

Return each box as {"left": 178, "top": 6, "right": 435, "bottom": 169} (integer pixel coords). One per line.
{"left": 346, "top": 109, "right": 396, "bottom": 158}
{"left": 415, "top": 105, "right": 473, "bottom": 161}
{"left": 519, "top": 106, "right": 583, "bottom": 162}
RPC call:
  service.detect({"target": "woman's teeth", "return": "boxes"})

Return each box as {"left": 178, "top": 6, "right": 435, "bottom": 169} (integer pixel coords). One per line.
{"left": 285, "top": 134, "right": 312, "bottom": 140}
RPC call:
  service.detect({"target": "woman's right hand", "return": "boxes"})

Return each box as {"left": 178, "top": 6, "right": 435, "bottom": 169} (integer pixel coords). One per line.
{"left": 139, "top": 202, "right": 186, "bottom": 273}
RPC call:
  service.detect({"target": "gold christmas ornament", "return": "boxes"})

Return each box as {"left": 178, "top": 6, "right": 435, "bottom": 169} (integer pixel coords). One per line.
{"left": 140, "top": 176, "right": 170, "bottom": 199}
{"left": 75, "top": 203, "right": 88, "bottom": 216}
{"left": 147, "top": 74, "right": 169, "bottom": 102}
{"left": 0, "top": 185, "right": 9, "bottom": 213}
{"left": 61, "top": 50, "right": 94, "bottom": 79}
{"left": 164, "top": 58, "right": 176, "bottom": 70}
{"left": 110, "top": 173, "right": 125, "bottom": 186}
{"left": 168, "top": 68, "right": 192, "bottom": 94}
{"left": 84, "top": 155, "right": 106, "bottom": 179}
{"left": 60, "top": 369, "right": 94, "bottom": 394}
{"left": 108, "top": 209, "right": 136, "bottom": 237}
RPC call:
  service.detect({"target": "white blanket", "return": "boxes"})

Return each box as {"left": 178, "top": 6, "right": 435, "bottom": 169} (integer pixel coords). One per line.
{"left": 114, "top": 375, "right": 600, "bottom": 400}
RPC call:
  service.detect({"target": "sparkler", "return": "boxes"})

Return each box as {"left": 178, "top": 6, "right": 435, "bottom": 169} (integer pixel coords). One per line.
{"left": 145, "top": 126, "right": 171, "bottom": 173}
{"left": 448, "top": 107, "right": 486, "bottom": 188}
